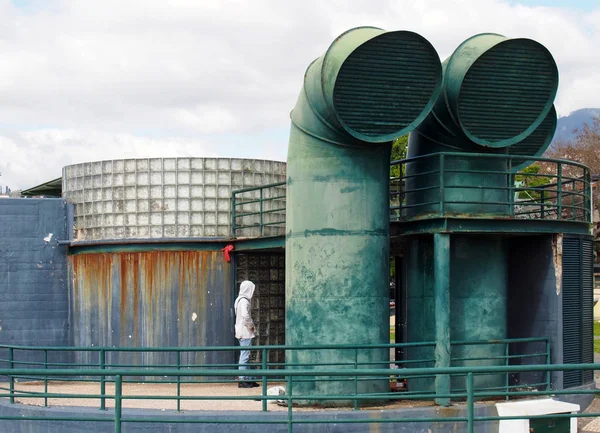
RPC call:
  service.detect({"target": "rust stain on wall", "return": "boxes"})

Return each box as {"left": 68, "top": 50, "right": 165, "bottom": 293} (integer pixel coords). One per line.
{"left": 68, "top": 250, "right": 232, "bottom": 368}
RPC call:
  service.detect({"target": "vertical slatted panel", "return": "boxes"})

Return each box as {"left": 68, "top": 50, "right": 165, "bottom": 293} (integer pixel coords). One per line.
{"left": 458, "top": 39, "right": 557, "bottom": 143}
{"left": 562, "top": 235, "right": 595, "bottom": 388}
{"left": 582, "top": 238, "right": 594, "bottom": 383}
{"left": 333, "top": 32, "right": 441, "bottom": 138}
{"left": 562, "top": 236, "right": 582, "bottom": 388}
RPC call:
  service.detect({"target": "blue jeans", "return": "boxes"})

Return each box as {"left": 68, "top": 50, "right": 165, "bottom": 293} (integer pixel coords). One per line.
{"left": 238, "top": 338, "right": 253, "bottom": 380}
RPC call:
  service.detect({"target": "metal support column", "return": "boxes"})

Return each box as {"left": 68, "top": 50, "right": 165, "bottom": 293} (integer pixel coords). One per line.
{"left": 434, "top": 233, "right": 451, "bottom": 406}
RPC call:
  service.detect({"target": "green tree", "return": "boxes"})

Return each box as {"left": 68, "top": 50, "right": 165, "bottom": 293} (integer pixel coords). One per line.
{"left": 515, "top": 163, "right": 551, "bottom": 200}
{"left": 390, "top": 135, "right": 408, "bottom": 179}
{"left": 389, "top": 135, "right": 409, "bottom": 279}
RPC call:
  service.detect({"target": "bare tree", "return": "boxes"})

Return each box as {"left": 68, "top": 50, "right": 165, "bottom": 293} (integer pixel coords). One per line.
{"left": 544, "top": 116, "right": 600, "bottom": 261}
{"left": 545, "top": 116, "right": 600, "bottom": 175}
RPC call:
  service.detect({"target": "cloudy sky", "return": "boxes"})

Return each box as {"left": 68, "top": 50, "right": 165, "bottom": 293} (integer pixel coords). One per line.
{"left": 0, "top": 0, "right": 598, "bottom": 190}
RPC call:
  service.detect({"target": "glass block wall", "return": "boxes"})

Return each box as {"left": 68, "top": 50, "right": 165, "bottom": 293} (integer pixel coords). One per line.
{"left": 62, "top": 158, "right": 286, "bottom": 241}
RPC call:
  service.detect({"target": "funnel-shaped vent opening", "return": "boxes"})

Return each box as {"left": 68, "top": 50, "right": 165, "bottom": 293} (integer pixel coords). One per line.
{"left": 509, "top": 105, "right": 557, "bottom": 171}
{"left": 457, "top": 39, "right": 558, "bottom": 147}
{"left": 333, "top": 31, "right": 442, "bottom": 142}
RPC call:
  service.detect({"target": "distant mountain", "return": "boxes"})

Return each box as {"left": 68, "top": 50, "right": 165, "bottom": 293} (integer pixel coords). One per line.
{"left": 552, "top": 108, "right": 600, "bottom": 145}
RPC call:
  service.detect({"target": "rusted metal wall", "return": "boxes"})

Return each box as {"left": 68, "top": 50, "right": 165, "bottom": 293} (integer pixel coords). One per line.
{"left": 69, "top": 250, "right": 233, "bottom": 370}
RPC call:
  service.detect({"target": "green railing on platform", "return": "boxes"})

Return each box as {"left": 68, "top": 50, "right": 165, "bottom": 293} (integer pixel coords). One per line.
{"left": 0, "top": 338, "right": 562, "bottom": 432}
{"left": 0, "top": 362, "right": 596, "bottom": 433}
{"left": 231, "top": 181, "right": 286, "bottom": 238}
{"left": 230, "top": 155, "right": 591, "bottom": 238}
{"left": 390, "top": 153, "right": 592, "bottom": 223}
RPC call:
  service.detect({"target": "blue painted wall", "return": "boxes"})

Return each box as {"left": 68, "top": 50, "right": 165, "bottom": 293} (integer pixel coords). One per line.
{"left": 0, "top": 199, "right": 70, "bottom": 369}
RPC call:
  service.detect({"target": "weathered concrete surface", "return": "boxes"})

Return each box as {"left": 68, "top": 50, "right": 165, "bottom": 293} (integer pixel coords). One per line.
{"left": 0, "top": 199, "right": 70, "bottom": 368}
{"left": 0, "top": 395, "right": 499, "bottom": 433}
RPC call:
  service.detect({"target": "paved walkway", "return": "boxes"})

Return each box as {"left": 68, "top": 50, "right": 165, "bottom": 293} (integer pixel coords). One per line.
{"left": 3, "top": 380, "right": 432, "bottom": 412}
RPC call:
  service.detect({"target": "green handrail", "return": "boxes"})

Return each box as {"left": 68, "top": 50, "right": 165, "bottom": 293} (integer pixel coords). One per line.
{"left": 230, "top": 154, "right": 591, "bottom": 238}
{"left": 0, "top": 363, "right": 597, "bottom": 432}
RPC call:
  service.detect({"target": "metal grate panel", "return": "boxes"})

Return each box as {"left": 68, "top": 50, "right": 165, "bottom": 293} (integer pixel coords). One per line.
{"left": 333, "top": 32, "right": 441, "bottom": 138}
{"left": 235, "top": 252, "right": 285, "bottom": 367}
{"left": 458, "top": 39, "right": 557, "bottom": 144}
{"left": 509, "top": 106, "right": 557, "bottom": 171}
{"left": 582, "top": 238, "right": 594, "bottom": 384}
{"left": 562, "top": 235, "right": 594, "bottom": 388}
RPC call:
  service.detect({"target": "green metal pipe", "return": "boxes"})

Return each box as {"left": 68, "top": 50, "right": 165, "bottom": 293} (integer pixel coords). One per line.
{"left": 1, "top": 361, "right": 598, "bottom": 378}
{"left": 418, "top": 33, "right": 558, "bottom": 149}
{"left": 406, "top": 33, "right": 559, "bottom": 216}
{"left": 404, "top": 34, "right": 559, "bottom": 397}
{"left": 285, "top": 26, "right": 442, "bottom": 405}
{"left": 434, "top": 233, "right": 451, "bottom": 406}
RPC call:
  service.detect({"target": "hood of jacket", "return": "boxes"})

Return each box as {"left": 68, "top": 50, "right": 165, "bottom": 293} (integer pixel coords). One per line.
{"left": 238, "top": 280, "right": 255, "bottom": 300}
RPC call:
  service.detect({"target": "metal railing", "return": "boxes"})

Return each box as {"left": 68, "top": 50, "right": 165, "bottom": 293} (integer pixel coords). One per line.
{"left": 0, "top": 362, "right": 597, "bottom": 433}
{"left": 230, "top": 155, "right": 591, "bottom": 238}
{"left": 390, "top": 153, "right": 592, "bottom": 223}
{"left": 0, "top": 339, "right": 557, "bottom": 430}
{"left": 231, "top": 181, "right": 286, "bottom": 238}
{"left": 0, "top": 338, "right": 550, "bottom": 392}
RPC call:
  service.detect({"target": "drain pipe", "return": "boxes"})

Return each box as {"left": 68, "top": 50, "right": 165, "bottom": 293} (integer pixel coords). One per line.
{"left": 285, "top": 26, "right": 442, "bottom": 403}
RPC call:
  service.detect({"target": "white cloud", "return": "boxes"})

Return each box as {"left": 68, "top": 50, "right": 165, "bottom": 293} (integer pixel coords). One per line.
{"left": 0, "top": 0, "right": 597, "bottom": 189}
{"left": 0, "top": 129, "right": 218, "bottom": 191}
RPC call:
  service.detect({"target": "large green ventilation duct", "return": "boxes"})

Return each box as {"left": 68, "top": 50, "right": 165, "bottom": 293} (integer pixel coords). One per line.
{"left": 416, "top": 33, "right": 558, "bottom": 149}
{"left": 406, "top": 33, "right": 559, "bottom": 216}
{"left": 285, "top": 27, "right": 442, "bottom": 404}
{"left": 405, "top": 34, "right": 559, "bottom": 392}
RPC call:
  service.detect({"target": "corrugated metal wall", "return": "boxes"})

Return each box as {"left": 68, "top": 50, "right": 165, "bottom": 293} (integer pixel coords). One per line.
{"left": 69, "top": 250, "right": 234, "bottom": 370}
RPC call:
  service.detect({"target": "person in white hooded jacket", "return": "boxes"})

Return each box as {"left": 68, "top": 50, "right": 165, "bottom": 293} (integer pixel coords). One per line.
{"left": 234, "top": 280, "right": 259, "bottom": 388}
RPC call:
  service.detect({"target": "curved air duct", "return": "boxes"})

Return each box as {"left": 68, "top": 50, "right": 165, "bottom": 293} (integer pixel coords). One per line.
{"left": 406, "top": 33, "right": 559, "bottom": 216}
{"left": 403, "top": 34, "right": 560, "bottom": 393}
{"left": 285, "top": 27, "right": 442, "bottom": 401}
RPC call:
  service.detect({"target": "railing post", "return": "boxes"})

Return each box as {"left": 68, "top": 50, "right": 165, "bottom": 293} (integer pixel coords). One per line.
{"left": 439, "top": 154, "right": 445, "bottom": 216}
{"left": 557, "top": 163, "right": 562, "bottom": 220}
{"left": 177, "top": 351, "right": 181, "bottom": 412}
{"left": 467, "top": 372, "right": 474, "bottom": 433}
{"left": 546, "top": 339, "right": 551, "bottom": 391}
{"left": 540, "top": 189, "right": 545, "bottom": 219}
{"left": 504, "top": 343, "right": 509, "bottom": 400}
{"left": 287, "top": 374, "right": 293, "bottom": 433}
{"left": 571, "top": 179, "right": 576, "bottom": 220}
{"left": 259, "top": 188, "right": 264, "bottom": 236}
{"left": 8, "top": 347, "right": 14, "bottom": 404}
{"left": 508, "top": 158, "right": 514, "bottom": 217}
{"left": 44, "top": 349, "right": 48, "bottom": 408}
{"left": 114, "top": 374, "right": 122, "bottom": 433}
{"left": 262, "top": 347, "right": 267, "bottom": 412}
{"left": 587, "top": 169, "right": 593, "bottom": 223}
{"left": 434, "top": 233, "right": 451, "bottom": 406}
{"left": 231, "top": 194, "right": 237, "bottom": 237}
{"left": 353, "top": 348, "right": 358, "bottom": 411}
{"left": 100, "top": 349, "right": 106, "bottom": 411}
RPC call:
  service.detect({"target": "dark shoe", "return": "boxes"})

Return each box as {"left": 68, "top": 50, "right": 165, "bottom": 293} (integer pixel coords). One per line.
{"left": 238, "top": 382, "right": 253, "bottom": 388}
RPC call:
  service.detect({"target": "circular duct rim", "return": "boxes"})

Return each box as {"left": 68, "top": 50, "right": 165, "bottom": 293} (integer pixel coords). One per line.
{"left": 331, "top": 30, "right": 442, "bottom": 143}
{"left": 509, "top": 105, "right": 557, "bottom": 172}
{"left": 456, "top": 38, "right": 558, "bottom": 148}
